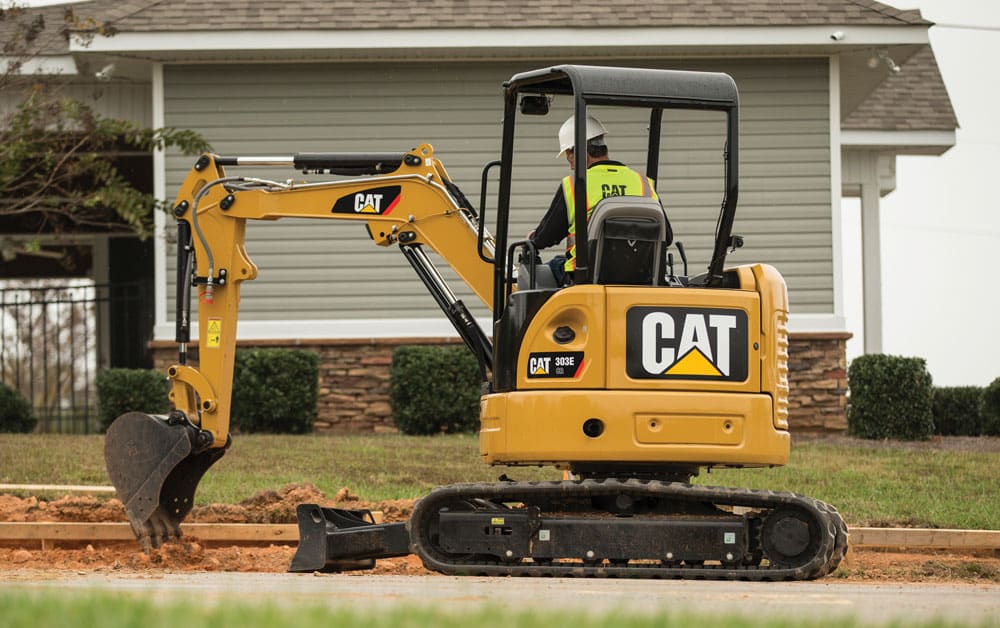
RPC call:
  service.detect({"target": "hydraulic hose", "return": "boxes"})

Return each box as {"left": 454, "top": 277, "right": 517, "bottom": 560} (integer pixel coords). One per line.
{"left": 187, "top": 176, "right": 287, "bottom": 302}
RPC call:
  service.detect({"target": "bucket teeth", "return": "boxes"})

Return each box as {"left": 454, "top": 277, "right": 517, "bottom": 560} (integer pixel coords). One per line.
{"left": 104, "top": 412, "right": 228, "bottom": 552}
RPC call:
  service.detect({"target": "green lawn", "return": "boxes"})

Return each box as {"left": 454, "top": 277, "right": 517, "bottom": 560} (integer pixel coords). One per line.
{"left": 0, "top": 592, "right": 994, "bottom": 628}
{"left": 1, "top": 433, "right": 998, "bottom": 529}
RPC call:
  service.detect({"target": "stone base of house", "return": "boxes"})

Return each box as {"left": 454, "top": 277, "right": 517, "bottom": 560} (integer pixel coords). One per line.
{"left": 787, "top": 332, "right": 851, "bottom": 433}
{"left": 151, "top": 332, "right": 849, "bottom": 435}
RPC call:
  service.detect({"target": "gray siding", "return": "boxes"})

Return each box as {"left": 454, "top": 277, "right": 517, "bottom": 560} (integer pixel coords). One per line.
{"left": 164, "top": 58, "right": 832, "bottom": 323}
{"left": 1, "top": 81, "right": 152, "bottom": 126}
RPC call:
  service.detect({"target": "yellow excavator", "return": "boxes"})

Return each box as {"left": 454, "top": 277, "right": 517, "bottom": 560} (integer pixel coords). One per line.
{"left": 104, "top": 65, "right": 847, "bottom": 580}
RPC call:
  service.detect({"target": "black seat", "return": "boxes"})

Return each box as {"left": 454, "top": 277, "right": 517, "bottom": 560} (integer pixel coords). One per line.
{"left": 587, "top": 196, "right": 672, "bottom": 285}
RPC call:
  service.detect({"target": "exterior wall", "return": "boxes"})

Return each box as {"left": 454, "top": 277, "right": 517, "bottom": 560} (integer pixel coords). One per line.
{"left": 151, "top": 333, "right": 849, "bottom": 435}
{"left": 160, "top": 57, "right": 834, "bottom": 329}
{"left": 0, "top": 80, "right": 152, "bottom": 126}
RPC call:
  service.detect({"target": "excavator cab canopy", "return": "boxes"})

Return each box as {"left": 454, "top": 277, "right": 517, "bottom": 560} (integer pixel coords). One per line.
{"left": 491, "top": 65, "right": 742, "bottom": 319}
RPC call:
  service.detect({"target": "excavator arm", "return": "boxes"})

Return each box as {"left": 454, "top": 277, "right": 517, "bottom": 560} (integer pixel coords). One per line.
{"left": 104, "top": 143, "right": 495, "bottom": 548}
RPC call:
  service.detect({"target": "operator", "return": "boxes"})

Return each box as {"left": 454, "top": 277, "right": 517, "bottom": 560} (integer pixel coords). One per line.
{"left": 528, "top": 114, "right": 659, "bottom": 286}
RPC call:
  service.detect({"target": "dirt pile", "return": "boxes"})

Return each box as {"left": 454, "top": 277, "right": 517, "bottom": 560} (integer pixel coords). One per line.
{"left": 0, "top": 483, "right": 426, "bottom": 575}
{"left": 0, "top": 483, "right": 414, "bottom": 525}
{"left": 191, "top": 483, "right": 414, "bottom": 524}
{"left": 0, "top": 493, "right": 125, "bottom": 523}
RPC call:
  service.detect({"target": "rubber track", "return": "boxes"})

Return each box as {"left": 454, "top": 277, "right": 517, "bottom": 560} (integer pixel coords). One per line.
{"left": 409, "top": 479, "right": 848, "bottom": 581}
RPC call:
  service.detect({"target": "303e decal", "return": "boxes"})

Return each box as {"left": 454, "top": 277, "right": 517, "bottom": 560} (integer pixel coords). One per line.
{"left": 527, "top": 352, "right": 585, "bottom": 378}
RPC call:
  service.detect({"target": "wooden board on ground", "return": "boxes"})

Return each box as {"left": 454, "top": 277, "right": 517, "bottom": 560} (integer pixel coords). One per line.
{"left": 0, "top": 484, "right": 116, "bottom": 494}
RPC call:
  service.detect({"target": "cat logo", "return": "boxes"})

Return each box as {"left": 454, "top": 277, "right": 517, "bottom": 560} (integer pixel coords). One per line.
{"left": 530, "top": 356, "right": 551, "bottom": 375}
{"left": 625, "top": 307, "right": 748, "bottom": 381}
{"left": 355, "top": 193, "right": 384, "bottom": 213}
{"left": 331, "top": 185, "right": 401, "bottom": 216}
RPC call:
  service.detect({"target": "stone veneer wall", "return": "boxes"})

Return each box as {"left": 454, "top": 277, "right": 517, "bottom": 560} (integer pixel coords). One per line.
{"left": 786, "top": 333, "right": 850, "bottom": 433}
{"left": 151, "top": 332, "right": 850, "bottom": 434}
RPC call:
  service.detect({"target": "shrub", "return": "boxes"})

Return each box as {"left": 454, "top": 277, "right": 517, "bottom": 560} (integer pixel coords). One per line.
{"left": 847, "top": 354, "right": 934, "bottom": 440}
{"left": 231, "top": 348, "right": 319, "bottom": 434}
{"left": 981, "top": 377, "right": 1000, "bottom": 436}
{"left": 932, "top": 386, "right": 984, "bottom": 436}
{"left": 96, "top": 369, "right": 171, "bottom": 432}
{"left": 389, "top": 345, "right": 481, "bottom": 435}
{"left": 0, "top": 381, "right": 37, "bottom": 433}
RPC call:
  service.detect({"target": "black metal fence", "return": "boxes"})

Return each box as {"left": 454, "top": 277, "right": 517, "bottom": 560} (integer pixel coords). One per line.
{"left": 0, "top": 281, "right": 149, "bottom": 433}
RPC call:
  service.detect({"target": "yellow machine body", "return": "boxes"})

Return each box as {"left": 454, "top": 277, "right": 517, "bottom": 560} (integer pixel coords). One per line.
{"left": 482, "top": 264, "right": 790, "bottom": 469}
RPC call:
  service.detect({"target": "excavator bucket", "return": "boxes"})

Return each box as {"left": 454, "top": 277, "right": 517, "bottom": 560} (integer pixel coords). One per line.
{"left": 104, "top": 412, "right": 227, "bottom": 551}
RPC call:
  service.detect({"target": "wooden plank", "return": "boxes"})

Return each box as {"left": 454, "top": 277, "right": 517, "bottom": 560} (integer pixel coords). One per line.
{"left": 1, "top": 522, "right": 996, "bottom": 550}
{"left": 0, "top": 484, "right": 116, "bottom": 494}
{"left": 849, "top": 527, "right": 1000, "bottom": 550}
{"left": 0, "top": 522, "right": 299, "bottom": 542}
{"left": 0, "top": 523, "right": 135, "bottom": 541}
{"left": 0, "top": 511, "right": 383, "bottom": 543}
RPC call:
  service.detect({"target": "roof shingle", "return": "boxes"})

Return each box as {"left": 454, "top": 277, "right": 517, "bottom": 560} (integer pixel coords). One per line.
{"left": 89, "top": 0, "right": 930, "bottom": 32}
{"left": 843, "top": 45, "right": 959, "bottom": 131}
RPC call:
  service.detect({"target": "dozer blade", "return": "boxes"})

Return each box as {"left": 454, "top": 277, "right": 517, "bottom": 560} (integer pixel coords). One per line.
{"left": 104, "top": 412, "right": 227, "bottom": 551}
{"left": 289, "top": 504, "right": 410, "bottom": 572}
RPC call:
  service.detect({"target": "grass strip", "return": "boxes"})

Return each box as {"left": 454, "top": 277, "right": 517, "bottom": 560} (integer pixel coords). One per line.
{"left": 0, "top": 591, "right": 995, "bottom": 628}
{"left": 1, "top": 434, "right": 997, "bottom": 529}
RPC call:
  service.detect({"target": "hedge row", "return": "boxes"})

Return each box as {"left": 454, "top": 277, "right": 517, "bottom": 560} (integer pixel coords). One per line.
{"left": 96, "top": 348, "right": 319, "bottom": 434}
{"left": 97, "top": 344, "right": 480, "bottom": 437}
{"left": 0, "top": 382, "right": 37, "bottom": 433}
{"left": 848, "top": 354, "right": 1000, "bottom": 440}
{"left": 389, "top": 345, "right": 481, "bottom": 435}
{"left": 847, "top": 354, "right": 935, "bottom": 440}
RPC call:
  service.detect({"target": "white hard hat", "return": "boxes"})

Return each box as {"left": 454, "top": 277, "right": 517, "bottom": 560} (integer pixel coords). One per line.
{"left": 557, "top": 115, "right": 608, "bottom": 158}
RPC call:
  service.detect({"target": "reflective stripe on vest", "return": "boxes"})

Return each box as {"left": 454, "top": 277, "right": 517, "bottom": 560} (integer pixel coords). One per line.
{"left": 561, "top": 164, "right": 658, "bottom": 272}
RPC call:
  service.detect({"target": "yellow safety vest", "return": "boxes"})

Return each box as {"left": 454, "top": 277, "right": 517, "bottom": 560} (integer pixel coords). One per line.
{"left": 562, "top": 164, "right": 658, "bottom": 272}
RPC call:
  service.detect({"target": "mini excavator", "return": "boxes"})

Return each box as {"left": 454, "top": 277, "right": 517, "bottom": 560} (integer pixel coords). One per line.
{"left": 104, "top": 65, "right": 848, "bottom": 580}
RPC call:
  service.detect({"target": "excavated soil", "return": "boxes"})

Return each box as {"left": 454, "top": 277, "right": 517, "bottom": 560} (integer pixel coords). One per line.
{"left": 1, "top": 483, "right": 998, "bottom": 583}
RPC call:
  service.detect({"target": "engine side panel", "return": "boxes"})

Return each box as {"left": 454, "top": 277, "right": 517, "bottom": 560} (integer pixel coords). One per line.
{"left": 479, "top": 390, "right": 789, "bottom": 467}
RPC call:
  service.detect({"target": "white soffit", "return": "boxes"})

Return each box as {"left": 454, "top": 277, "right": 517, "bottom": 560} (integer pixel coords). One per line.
{"left": 841, "top": 129, "right": 955, "bottom": 149}
{"left": 2, "top": 55, "right": 78, "bottom": 75}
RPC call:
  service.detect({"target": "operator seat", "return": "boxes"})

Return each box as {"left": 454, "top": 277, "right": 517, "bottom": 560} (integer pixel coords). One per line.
{"left": 587, "top": 196, "right": 672, "bottom": 285}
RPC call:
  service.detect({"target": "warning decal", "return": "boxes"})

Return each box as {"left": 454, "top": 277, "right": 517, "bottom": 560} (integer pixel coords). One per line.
{"left": 206, "top": 318, "right": 222, "bottom": 348}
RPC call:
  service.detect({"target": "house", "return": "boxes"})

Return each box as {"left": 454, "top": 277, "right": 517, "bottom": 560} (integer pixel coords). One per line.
{"left": 3, "top": 0, "right": 957, "bottom": 432}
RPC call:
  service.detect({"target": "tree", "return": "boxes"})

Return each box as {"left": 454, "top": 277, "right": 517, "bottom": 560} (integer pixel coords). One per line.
{"left": 0, "top": 3, "right": 210, "bottom": 258}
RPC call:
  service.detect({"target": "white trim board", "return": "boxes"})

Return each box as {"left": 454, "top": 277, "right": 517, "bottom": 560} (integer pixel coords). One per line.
{"left": 154, "top": 313, "right": 848, "bottom": 343}
{"left": 840, "top": 129, "right": 955, "bottom": 150}
{"left": 152, "top": 63, "right": 168, "bottom": 332}
{"left": 829, "top": 56, "right": 846, "bottom": 326}
{"left": 74, "top": 26, "right": 929, "bottom": 54}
